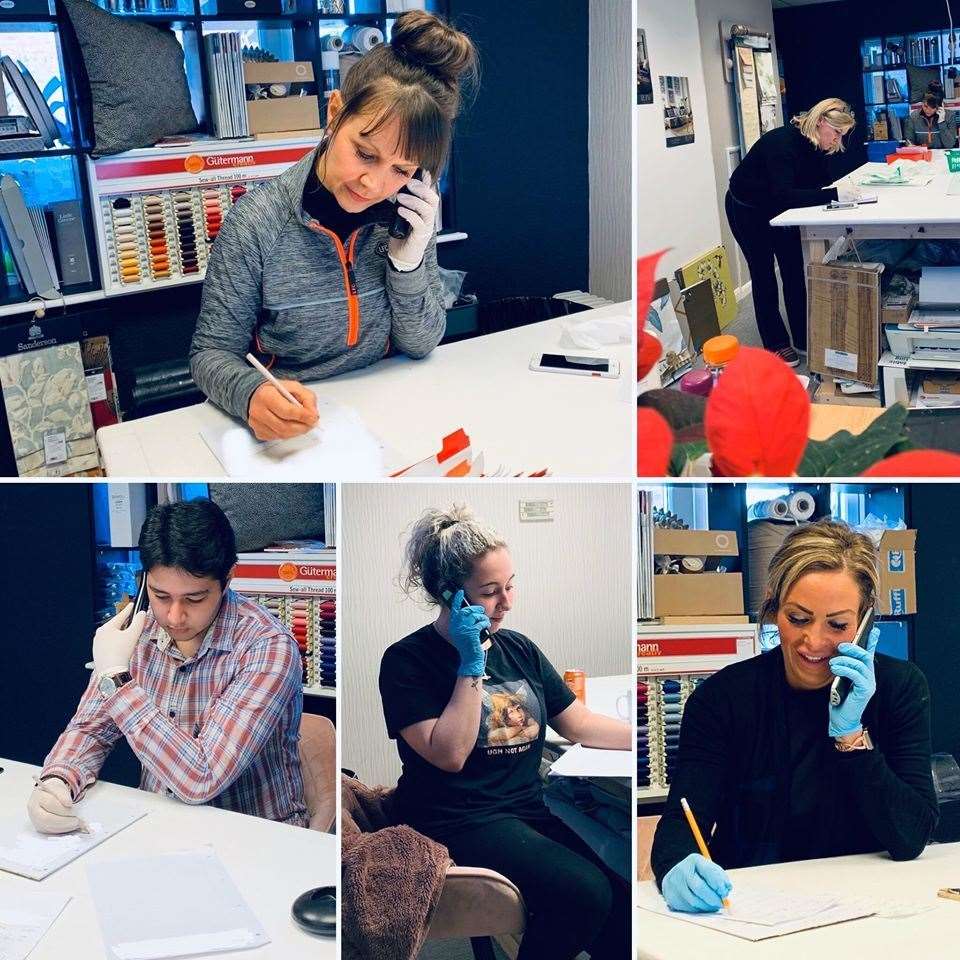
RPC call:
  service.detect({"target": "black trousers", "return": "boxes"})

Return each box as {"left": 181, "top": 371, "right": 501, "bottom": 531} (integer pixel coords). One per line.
{"left": 724, "top": 190, "right": 807, "bottom": 351}
{"left": 442, "top": 814, "right": 631, "bottom": 960}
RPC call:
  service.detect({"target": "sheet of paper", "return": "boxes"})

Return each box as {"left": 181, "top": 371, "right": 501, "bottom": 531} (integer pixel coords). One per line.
{"left": 0, "top": 796, "right": 147, "bottom": 880}
{"left": 711, "top": 885, "right": 838, "bottom": 926}
{"left": 0, "top": 889, "right": 72, "bottom": 960}
{"left": 201, "top": 397, "right": 387, "bottom": 479}
{"left": 636, "top": 882, "right": 874, "bottom": 942}
{"left": 919, "top": 266, "right": 960, "bottom": 307}
{"left": 87, "top": 846, "right": 269, "bottom": 960}
{"left": 549, "top": 742, "right": 633, "bottom": 778}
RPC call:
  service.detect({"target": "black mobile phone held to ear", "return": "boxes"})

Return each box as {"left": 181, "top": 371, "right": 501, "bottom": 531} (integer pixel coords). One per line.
{"left": 124, "top": 570, "right": 149, "bottom": 629}
{"left": 441, "top": 586, "right": 492, "bottom": 644}
{"left": 389, "top": 168, "right": 424, "bottom": 240}
{"left": 829, "top": 608, "right": 875, "bottom": 707}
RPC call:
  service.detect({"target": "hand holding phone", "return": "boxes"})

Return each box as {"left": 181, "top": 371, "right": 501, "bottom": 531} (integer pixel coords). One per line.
{"left": 124, "top": 570, "right": 149, "bottom": 629}
{"left": 389, "top": 167, "right": 424, "bottom": 240}
{"left": 828, "top": 611, "right": 880, "bottom": 738}
{"left": 442, "top": 587, "right": 490, "bottom": 677}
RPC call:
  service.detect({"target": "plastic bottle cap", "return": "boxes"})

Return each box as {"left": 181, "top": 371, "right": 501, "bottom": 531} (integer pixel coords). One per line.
{"left": 679, "top": 369, "right": 713, "bottom": 396}
{"left": 703, "top": 334, "right": 740, "bottom": 367}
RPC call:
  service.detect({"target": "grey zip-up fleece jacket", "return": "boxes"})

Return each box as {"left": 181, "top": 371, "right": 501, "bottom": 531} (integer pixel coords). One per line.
{"left": 190, "top": 146, "right": 446, "bottom": 421}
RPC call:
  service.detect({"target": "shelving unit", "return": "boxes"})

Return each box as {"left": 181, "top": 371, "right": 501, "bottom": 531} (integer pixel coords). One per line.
{"left": 861, "top": 29, "right": 959, "bottom": 140}
{"left": 0, "top": 0, "right": 451, "bottom": 318}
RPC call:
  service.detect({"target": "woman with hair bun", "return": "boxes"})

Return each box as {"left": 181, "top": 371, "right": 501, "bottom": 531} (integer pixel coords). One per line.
{"left": 379, "top": 505, "right": 631, "bottom": 959}
{"left": 191, "top": 10, "right": 478, "bottom": 441}
{"left": 651, "top": 519, "right": 937, "bottom": 915}
{"left": 902, "top": 81, "right": 958, "bottom": 148}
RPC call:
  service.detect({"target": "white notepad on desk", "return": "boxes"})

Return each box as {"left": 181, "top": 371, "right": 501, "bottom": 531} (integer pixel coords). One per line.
{"left": 548, "top": 742, "right": 633, "bottom": 778}
{"left": 0, "top": 889, "right": 72, "bottom": 960}
{"left": 87, "top": 846, "right": 269, "bottom": 960}
{"left": 0, "top": 796, "right": 147, "bottom": 880}
{"left": 200, "top": 397, "right": 389, "bottom": 479}
{"left": 636, "top": 882, "right": 874, "bottom": 941}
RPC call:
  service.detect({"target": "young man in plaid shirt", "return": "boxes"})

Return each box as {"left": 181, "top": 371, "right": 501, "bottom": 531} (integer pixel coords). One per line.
{"left": 27, "top": 498, "right": 308, "bottom": 830}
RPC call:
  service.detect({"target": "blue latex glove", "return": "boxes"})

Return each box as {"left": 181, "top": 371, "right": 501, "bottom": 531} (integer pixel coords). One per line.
{"left": 448, "top": 589, "right": 490, "bottom": 677}
{"left": 828, "top": 626, "right": 880, "bottom": 737}
{"left": 662, "top": 853, "right": 732, "bottom": 913}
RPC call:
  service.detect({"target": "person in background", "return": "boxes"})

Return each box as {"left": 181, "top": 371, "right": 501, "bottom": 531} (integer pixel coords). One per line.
{"left": 725, "top": 98, "right": 857, "bottom": 367}
{"left": 902, "top": 81, "right": 958, "bottom": 149}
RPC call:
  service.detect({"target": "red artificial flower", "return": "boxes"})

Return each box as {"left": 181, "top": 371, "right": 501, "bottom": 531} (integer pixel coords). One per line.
{"left": 637, "top": 250, "right": 668, "bottom": 380}
{"left": 705, "top": 346, "right": 810, "bottom": 476}
{"left": 637, "top": 408, "right": 674, "bottom": 476}
{"left": 861, "top": 450, "right": 960, "bottom": 476}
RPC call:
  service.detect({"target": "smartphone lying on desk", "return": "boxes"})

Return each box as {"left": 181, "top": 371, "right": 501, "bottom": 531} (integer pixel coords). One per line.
{"left": 529, "top": 353, "right": 620, "bottom": 378}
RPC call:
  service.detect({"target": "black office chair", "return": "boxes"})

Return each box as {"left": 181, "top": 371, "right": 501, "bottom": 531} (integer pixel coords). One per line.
{"left": 478, "top": 296, "right": 590, "bottom": 336}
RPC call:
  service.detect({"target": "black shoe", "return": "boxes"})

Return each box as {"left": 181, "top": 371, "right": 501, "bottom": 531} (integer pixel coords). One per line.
{"left": 774, "top": 346, "right": 800, "bottom": 367}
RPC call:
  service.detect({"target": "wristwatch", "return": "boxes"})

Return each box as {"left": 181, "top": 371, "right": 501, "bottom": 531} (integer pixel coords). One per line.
{"left": 835, "top": 727, "right": 874, "bottom": 752}
{"left": 97, "top": 671, "right": 132, "bottom": 698}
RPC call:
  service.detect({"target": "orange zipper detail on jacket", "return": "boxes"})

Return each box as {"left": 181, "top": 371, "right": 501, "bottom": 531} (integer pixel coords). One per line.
{"left": 312, "top": 224, "right": 361, "bottom": 347}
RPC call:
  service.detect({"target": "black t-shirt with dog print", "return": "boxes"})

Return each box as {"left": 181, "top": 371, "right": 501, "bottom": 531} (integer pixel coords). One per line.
{"left": 379, "top": 625, "right": 576, "bottom": 841}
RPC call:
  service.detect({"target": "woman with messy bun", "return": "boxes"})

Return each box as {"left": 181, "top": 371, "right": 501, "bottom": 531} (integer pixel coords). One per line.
{"left": 191, "top": 10, "right": 478, "bottom": 441}
{"left": 379, "top": 505, "right": 631, "bottom": 960}
{"left": 902, "top": 80, "right": 958, "bottom": 149}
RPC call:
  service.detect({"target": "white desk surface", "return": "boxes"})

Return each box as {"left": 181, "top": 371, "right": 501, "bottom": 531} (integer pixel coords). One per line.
{"left": 636, "top": 841, "right": 960, "bottom": 959}
{"left": 0, "top": 759, "right": 336, "bottom": 959}
{"left": 772, "top": 152, "right": 960, "bottom": 229}
{"left": 96, "top": 303, "right": 634, "bottom": 479}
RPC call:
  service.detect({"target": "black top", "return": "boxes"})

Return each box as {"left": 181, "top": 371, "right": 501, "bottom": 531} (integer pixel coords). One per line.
{"left": 651, "top": 645, "right": 938, "bottom": 887}
{"left": 379, "top": 625, "right": 576, "bottom": 841}
{"left": 728, "top": 123, "right": 840, "bottom": 217}
{"left": 301, "top": 162, "right": 395, "bottom": 243}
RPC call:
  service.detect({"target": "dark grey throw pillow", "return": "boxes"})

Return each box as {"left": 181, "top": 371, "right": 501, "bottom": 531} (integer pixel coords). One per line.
{"left": 60, "top": 0, "right": 198, "bottom": 157}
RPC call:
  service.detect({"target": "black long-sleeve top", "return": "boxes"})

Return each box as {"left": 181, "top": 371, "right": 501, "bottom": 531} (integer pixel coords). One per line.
{"left": 651, "top": 645, "right": 938, "bottom": 888}
{"left": 728, "top": 123, "right": 840, "bottom": 217}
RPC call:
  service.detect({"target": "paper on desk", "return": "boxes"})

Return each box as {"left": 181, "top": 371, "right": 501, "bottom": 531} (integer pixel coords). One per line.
{"left": 636, "top": 882, "right": 874, "bottom": 941}
{"left": 87, "top": 846, "right": 269, "bottom": 959}
{"left": 201, "top": 397, "right": 388, "bottom": 479}
{"left": 558, "top": 313, "right": 631, "bottom": 350}
{"left": 712, "top": 886, "right": 839, "bottom": 926}
{"left": 549, "top": 742, "right": 633, "bottom": 778}
{"left": 0, "top": 796, "right": 147, "bottom": 880}
{"left": 0, "top": 889, "right": 72, "bottom": 960}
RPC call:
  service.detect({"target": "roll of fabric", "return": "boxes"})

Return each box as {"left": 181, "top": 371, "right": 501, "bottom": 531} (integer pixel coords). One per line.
{"left": 747, "top": 498, "right": 789, "bottom": 521}
{"left": 747, "top": 519, "right": 795, "bottom": 617}
{"left": 343, "top": 25, "right": 383, "bottom": 52}
{"left": 788, "top": 491, "right": 815, "bottom": 521}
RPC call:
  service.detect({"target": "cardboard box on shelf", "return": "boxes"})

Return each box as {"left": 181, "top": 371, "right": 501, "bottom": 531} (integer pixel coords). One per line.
{"left": 881, "top": 288, "right": 916, "bottom": 326}
{"left": 653, "top": 529, "right": 744, "bottom": 618}
{"left": 244, "top": 61, "right": 321, "bottom": 136}
{"left": 807, "top": 260, "right": 884, "bottom": 387}
{"left": 876, "top": 529, "right": 917, "bottom": 615}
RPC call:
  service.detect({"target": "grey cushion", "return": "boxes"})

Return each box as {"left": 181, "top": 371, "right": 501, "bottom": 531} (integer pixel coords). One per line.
{"left": 208, "top": 483, "right": 326, "bottom": 553}
{"left": 60, "top": 0, "right": 198, "bottom": 157}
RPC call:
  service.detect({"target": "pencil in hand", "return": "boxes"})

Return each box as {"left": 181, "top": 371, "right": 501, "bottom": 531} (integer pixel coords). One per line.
{"left": 680, "top": 796, "right": 731, "bottom": 909}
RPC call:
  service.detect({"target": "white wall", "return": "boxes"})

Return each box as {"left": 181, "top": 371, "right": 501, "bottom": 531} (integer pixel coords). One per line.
{"left": 636, "top": 0, "right": 723, "bottom": 279}
{"left": 589, "top": 0, "right": 632, "bottom": 302}
{"left": 341, "top": 482, "right": 633, "bottom": 787}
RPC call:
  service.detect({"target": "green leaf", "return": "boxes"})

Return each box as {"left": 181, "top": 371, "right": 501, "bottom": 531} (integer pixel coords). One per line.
{"left": 638, "top": 389, "right": 706, "bottom": 432}
{"left": 797, "top": 404, "right": 910, "bottom": 476}
{"left": 668, "top": 440, "right": 709, "bottom": 476}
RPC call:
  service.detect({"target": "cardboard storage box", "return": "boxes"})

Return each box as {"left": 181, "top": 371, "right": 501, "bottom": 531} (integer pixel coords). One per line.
{"left": 807, "top": 260, "right": 884, "bottom": 387}
{"left": 876, "top": 529, "right": 916, "bottom": 615}
{"left": 653, "top": 529, "right": 744, "bottom": 618}
{"left": 244, "top": 61, "right": 321, "bottom": 135}
{"left": 881, "top": 288, "right": 917, "bottom": 326}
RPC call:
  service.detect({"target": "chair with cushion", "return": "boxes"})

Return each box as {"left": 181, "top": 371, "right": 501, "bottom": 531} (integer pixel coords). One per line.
{"left": 637, "top": 814, "right": 661, "bottom": 883}
{"left": 299, "top": 714, "right": 336, "bottom": 832}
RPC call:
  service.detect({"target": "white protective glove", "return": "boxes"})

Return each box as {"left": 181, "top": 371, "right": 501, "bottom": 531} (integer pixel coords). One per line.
{"left": 27, "top": 777, "right": 82, "bottom": 834}
{"left": 836, "top": 181, "right": 862, "bottom": 203}
{"left": 388, "top": 170, "right": 440, "bottom": 272}
{"left": 92, "top": 604, "right": 147, "bottom": 678}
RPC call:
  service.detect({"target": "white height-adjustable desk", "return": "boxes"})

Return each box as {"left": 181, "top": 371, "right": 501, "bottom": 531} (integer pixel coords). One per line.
{"left": 636, "top": 841, "right": 960, "bottom": 959}
{"left": 95, "top": 303, "right": 634, "bottom": 478}
{"left": 772, "top": 153, "right": 960, "bottom": 405}
{"left": 0, "top": 759, "right": 337, "bottom": 959}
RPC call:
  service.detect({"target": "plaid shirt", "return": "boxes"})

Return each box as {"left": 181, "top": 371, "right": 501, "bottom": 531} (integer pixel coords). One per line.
{"left": 43, "top": 589, "right": 307, "bottom": 827}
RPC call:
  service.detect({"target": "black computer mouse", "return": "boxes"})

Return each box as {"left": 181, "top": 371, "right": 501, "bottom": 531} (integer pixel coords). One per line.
{"left": 291, "top": 886, "right": 336, "bottom": 937}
